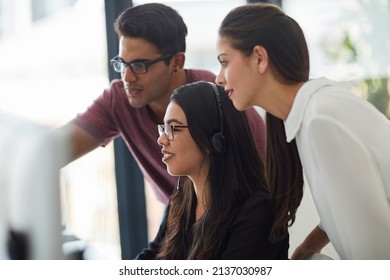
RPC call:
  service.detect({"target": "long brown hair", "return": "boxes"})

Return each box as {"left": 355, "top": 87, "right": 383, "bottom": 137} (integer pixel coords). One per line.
{"left": 219, "top": 3, "right": 309, "bottom": 242}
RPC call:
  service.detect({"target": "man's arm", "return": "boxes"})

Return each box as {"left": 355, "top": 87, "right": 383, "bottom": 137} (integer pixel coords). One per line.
{"left": 55, "top": 122, "right": 100, "bottom": 166}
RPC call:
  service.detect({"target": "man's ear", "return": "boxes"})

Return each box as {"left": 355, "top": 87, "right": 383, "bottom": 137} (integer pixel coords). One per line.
{"left": 252, "top": 45, "right": 269, "bottom": 74}
{"left": 171, "top": 52, "right": 185, "bottom": 72}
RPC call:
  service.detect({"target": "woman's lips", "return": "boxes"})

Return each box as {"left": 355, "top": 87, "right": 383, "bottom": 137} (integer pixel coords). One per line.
{"left": 161, "top": 151, "right": 174, "bottom": 162}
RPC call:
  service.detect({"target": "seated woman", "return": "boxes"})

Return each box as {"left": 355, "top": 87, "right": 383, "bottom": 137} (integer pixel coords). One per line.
{"left": 136, "top": 81, "right": 288, "bottom": 259}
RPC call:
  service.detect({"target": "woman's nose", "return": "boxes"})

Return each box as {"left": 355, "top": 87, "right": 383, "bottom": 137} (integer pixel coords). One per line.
{"left": 157, "top": 133, "right": 169, "bottom": 146}
{"left": 215, "top": 68, "right": 226, "bottom": 86}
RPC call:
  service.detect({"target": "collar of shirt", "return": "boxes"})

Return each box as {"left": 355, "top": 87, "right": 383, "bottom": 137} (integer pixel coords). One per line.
{"left": 284, "top": 77, "right": 334, "bottom": 143}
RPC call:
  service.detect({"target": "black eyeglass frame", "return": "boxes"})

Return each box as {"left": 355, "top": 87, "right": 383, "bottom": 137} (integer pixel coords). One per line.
{"left": 110, "top": 53, "right": 173, "bottom": 74}
{"left": 157, "top": 124, "right": 189, "bottom": 141}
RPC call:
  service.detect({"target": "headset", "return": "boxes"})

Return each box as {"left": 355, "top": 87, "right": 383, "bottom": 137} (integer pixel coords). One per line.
{"left": 177, "top": 83, "right": 225, "bottom": 194}
{"left": 208, "top": 82, "right": 226, "bottom": 154}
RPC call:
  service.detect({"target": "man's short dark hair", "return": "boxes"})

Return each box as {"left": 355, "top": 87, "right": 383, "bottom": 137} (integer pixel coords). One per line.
{"left": 114, "top": 3, "right": 187, "bottom": 55}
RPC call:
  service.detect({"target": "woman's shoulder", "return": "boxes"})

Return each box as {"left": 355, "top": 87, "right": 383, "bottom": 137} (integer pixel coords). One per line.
{"left": 237, "top": 190, "right": 272, "bottom": 218}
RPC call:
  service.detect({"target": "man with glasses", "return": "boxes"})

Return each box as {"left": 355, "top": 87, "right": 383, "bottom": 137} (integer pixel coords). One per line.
{"left": 58, "top": 3, "right": 266, "bottom": 205}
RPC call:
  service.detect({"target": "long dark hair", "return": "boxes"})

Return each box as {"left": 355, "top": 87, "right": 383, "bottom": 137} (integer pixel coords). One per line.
{"left": 156, "top": 82, "right": 268, "bottom": 259}
{"left": 219, "top": 3, "right": 309, "bottom": 242}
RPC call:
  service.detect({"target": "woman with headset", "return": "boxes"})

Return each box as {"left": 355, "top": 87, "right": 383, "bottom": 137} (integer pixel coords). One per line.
{"left": 135, "top": 81, "right": 288, "bottom": 259}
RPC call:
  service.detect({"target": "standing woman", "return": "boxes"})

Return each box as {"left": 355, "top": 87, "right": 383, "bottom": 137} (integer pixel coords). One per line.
{"left": 215, "top": 3, "right": 390, "bottom": 259}
{"left": 136, "top": 81, "right": 289, "bottom": 259}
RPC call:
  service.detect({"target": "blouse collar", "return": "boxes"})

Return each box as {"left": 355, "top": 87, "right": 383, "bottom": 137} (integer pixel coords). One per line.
{"left": 284, "top": 77, "right": 334, "bottom": 142}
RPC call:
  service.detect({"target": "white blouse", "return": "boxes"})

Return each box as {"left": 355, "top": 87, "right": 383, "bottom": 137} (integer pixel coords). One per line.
{"left": 285, "top": 77, "right": 390, "bottom": 259}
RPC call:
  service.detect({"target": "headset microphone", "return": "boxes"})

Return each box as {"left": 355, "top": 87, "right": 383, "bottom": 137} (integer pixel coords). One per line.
{"left": 176, "top": 176, "right": 182, "bottom": 192}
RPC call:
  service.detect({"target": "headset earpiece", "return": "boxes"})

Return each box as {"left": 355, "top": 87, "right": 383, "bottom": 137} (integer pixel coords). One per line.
{"left": 211, "top": 132, "right": 225, "bottom": 154}
{"left": 208, "top": 83, "right": 226, "bottom": 154}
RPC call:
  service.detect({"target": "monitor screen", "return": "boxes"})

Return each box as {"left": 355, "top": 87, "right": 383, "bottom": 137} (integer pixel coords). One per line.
{"left": 0, "top": 113, "right": 71, "bottom": 259}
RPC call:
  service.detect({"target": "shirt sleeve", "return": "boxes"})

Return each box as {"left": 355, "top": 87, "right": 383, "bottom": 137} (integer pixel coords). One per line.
{"left": 220, "top": 192, "right": 288, "bottom": 260}
{"left": 305, "top": 116, "right": 390, "bottom": 259}
{"left": 72, "top": 81, "right": 123, "bottom": 146}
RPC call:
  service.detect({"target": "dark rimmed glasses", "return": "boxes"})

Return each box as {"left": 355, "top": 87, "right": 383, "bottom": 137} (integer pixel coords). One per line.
{"left": 110, "top": 53, "right": 173, "bottom": 74}
{"left": 157, "top": 124, "right": 189, "bottom": 141}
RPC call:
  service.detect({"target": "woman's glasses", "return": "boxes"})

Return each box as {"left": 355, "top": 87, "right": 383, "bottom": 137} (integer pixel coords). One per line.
{"left": 157, "top": 124, "right": 189, "bottom": 141}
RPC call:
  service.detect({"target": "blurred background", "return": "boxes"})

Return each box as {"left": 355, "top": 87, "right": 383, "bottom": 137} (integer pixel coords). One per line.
{"left": 0, "top": 0, "right": 389, "bottom": 259}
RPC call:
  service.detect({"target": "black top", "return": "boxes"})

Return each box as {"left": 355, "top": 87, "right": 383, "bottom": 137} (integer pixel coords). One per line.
{"left": 135, "top": 191, "right": 289, "bottom": 260}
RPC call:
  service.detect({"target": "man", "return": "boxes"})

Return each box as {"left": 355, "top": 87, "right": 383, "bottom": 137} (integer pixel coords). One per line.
{"left": 59, "top": 3, "right": 266, "bottom": 205}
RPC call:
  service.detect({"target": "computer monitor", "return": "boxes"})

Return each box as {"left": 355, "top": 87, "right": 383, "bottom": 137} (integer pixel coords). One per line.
{"left": 0, "top": 113, "right": 71, "bottom": 259}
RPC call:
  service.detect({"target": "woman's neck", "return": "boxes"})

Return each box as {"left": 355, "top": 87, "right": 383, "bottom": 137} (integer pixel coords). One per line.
{"left": 191, "top": 177, "right": 210, "bottom": 221}
{"left": 261, "top": 82, "right": 304, "bottom": 120}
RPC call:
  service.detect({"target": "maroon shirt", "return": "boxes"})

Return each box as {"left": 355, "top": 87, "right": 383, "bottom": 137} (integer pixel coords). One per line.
{"left": 73, "top": 69, "right": 266, "bottom": 204}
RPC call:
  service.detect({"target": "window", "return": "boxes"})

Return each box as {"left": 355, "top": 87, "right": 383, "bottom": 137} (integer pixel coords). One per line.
{"left": 31, "top": 0, "right": 77, "bottom": 22}
{"left": 284, "top": 0, "right": 390, "bottom": 117}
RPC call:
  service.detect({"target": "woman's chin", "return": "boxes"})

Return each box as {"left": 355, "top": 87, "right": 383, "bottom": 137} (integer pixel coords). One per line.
{"left": 167, "top": 167, "right": 178, "bottom": 176}
{"left": 232, "top": 100, "right": 249, "bottom": 111}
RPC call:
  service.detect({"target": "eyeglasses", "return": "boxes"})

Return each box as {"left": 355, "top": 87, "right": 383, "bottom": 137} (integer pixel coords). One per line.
{"left": 110, "top": 53, "right": 173, "bottom": 74}
{"left": 158, "top": 124, "right": 189, "bottom": 141}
